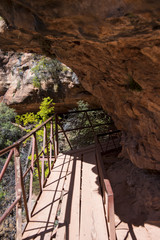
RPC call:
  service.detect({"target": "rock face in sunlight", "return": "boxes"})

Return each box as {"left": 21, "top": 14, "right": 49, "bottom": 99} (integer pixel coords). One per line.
{"left": 0, "top": 51, "right": 99, "bottom": 113}
{"left": 0, "top": 0, "right": 160, "bottom": 170}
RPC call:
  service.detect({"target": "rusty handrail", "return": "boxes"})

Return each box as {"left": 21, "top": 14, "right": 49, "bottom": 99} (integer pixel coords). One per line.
{"left": 0, "top": 115, "right": 54, "bottom": 156}
{"left": 0, "top": 115, "right": 56, "bottom": 239}
{"left": 57, "top": 122, "right": 113, "bottom": 134}
{"left": 55, "top": 109, "right": 113, "bottom": 151}
{"left": 0, "top": 149, "right": 14, "bottom": 181}
{"left": 0, "top": 196, "right": 21, "bottom": 225}
{"left": 0, "top": 109, "right": 115, "bottom": 239}
{"left": 95, "top": 136, "right": 116, "bottom": 240}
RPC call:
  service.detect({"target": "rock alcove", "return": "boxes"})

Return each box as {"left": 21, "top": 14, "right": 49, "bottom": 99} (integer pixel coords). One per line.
{"left": 0, "top": 0, "right": 160, "bottom": 170}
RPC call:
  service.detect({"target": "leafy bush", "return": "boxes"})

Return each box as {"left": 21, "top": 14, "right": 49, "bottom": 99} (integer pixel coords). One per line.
{"left": 31, "top": 57, "right": 62, "bottom": 88}
{"left": 0, "top": 102, "right": 22, "bottom": 149}
{"left": 16, "top": 97, "right": 55, "bottom": 130}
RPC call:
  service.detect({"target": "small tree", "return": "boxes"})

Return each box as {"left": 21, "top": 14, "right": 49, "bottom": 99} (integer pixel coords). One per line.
{"left": 16, "top": 97, "right": 55, "bottom": 149}
{"left": 16, "top": 97, "right": 55, "bottom": 130}
{"left": 31, "top": 57, "right": 62, "bottom": 88}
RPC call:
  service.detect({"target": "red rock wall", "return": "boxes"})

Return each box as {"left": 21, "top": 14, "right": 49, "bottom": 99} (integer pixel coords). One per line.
{"left": 0, "top": 0, "right": 160, "bottom": 170}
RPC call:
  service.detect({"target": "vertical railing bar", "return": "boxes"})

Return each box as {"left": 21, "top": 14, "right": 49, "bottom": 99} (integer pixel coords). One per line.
{"left": 57, "top": 119, "right": 73, "bottom": 150}
{"left": 110, "top": 134, "right": 117, "bottom": 149}
{"left": 50, "top": 119, "right": 56, "bottom": 168}
{"left": 28, "top": 135, "right": 35, "bottom": 216}
{"left": 51, "top": 120, "right": 56, "bottom": 164}
{"left": 80, "top": 112, "right": 86, "bottom": 128}
{"left": 85, "top": 112, "right": 96, "bottom": 138}
{"left": 50, "top": 120, "right": 53, "bottom": 167}
{"left": 34, "top": 132, "right": 42, "bottom": 192}
{"left": 45, "top": 124, "right": 51, "bottom": 173}
{"left": 20, "top": 163, "right": 29, "bottom": 223}
{"left": 14, "top": 146, "right": 22, "bottom": 240}
{"left": 41, "top": 126, "right": 45, "bottom": 186}
{"left": 105, "top": 180, "right": 116, "bottom": 240}
{"left": 97, "top": 136, "right": 104, "bottom": 153}
{"left": 55, "top": 113, "right": 59, "bottom": 157}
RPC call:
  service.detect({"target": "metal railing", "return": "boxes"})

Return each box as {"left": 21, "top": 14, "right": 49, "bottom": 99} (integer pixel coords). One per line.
{"left": 95, "top": 132, "right": 121, "bottom": 240}
{"left": 0, "top": 115, "right": 57, "bottom": 239}
{"left": 0, "top": 109, "right": 119, "bottom": 239}
{"left": 55, "top": 109, "right": 114, "bottom": 151}
{"left": 96, "top": 130, "right": 121, "bottom": 154}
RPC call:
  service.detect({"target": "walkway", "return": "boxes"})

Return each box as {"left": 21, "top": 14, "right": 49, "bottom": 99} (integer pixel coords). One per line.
{"left": 22, "top": 146, "right": 108, "bottom": 240}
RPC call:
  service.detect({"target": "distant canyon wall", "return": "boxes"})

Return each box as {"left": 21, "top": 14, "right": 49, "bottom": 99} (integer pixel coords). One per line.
{"left": 0, "top": 51, "right": 99, "bottom": 113}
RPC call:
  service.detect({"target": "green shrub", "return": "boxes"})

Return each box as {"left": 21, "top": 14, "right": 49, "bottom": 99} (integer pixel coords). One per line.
{"left": 31, "top": 57, "right": 62, "bottom": 88}
{"left": 0, "top": 102, "right": 22, "bottom": 149}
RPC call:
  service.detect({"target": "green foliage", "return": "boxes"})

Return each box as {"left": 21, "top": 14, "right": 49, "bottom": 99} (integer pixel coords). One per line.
{"left": 16, "top": 96, "right": 55, "bottom": 154}
{"left": 0, "top": 102, "right": 22, "bottom": 149}
{"left": 16, "top": 97, "right": 55, "bottom": 129}
{"left": 16, "top": 97, "right": 55, "bottom": 194}
{"left": 59, "top": 101, "right": 111, "bottom": 151}
{"left": 38, "top": 97, "right": 55, "bottom": 122}
{"left": 126, "top": 75, "right": 142, "bottom": 92}
{"left": 31, "top": 57, "right": 62, "bottom": 88}
{"left": 16, "top": 112, "right": 38, "bottom": 128}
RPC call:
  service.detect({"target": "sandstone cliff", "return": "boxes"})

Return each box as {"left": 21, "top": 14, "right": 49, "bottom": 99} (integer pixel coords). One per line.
{"left": 0, "top": 51, "right": 99, "bottom": 113}
{"left": 0, "top": 1, "right": 160, "bottom": 170}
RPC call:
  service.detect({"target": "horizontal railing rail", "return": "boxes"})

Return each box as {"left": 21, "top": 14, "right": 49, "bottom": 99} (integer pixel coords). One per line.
{"left": 0, "top": 109, "right": 119, "bottom": 239}
{"left": 0, "top": 115, "right": 56, "bottom": 240}
{"left": 55, "top": 109, "right": 114, "bottom": 152}
{"left": 0, "top": 115, "right": 54, "bottom": 156}
{"left": 96, "top": 130, "right": 121, "bottom": 153}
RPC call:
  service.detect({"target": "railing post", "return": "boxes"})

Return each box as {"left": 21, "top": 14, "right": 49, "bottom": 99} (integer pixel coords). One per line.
{"left": 28, "top": 135, "right": 35, "bottom": 215}
{"left": 44, "top": 124, "right": 51, "bottom": 173}
{"left": 50, "top": 119, "right": 56, "bottom": 165}
{"left": 20, "top": 163, "right": 29, "bottom": 223}
{"left": 34, "top": 133, "right": 42, "bottom": 192}
{"left": 58, "top": 120, "right": 73, "bottom": 150}
{"left": 41, "top": 126, "right": 46, "bottom": 187}
{"left": 55, "top": 113, "right": 59, "bottom": 157}
{"left": 14, "top": 146, "right": 22, "bottom": 240}
{"left": 85, "top": 112, "right": 96, "bottom": 140}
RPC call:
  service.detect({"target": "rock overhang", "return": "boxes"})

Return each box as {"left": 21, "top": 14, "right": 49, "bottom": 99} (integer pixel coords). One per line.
{"left": 0, "top": 0, "right": 160, "bottom": 170}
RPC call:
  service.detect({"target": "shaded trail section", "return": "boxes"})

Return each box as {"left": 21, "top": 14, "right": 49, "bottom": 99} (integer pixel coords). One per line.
{"left": 22, "top": 146, "right": 108, "bottom": 240}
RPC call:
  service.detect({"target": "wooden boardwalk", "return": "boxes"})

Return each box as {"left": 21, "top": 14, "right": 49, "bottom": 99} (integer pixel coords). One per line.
{"left": 22, "top": 147, "right": 108, "bottom": 240}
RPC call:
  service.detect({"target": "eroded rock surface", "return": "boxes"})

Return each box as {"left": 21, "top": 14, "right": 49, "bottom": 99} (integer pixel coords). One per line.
{"left": 0, "top": 1, "right": 160, "bottom": 169}
{"left": 0, "top": 51, "right": 99, "bottom": 113}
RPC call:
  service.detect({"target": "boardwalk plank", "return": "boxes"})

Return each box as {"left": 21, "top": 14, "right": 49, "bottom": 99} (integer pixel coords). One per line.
{"left": 80, "top": 151, "right": 108, "bottom": 240}
{"left": 22, "top": 150, "right": 108, "bottom": 240}
{"left": 22, "top": 154, "right": 70, "bottom": 240}
{"left": 56, "top": 154, "right": 81, "bottom": 240}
